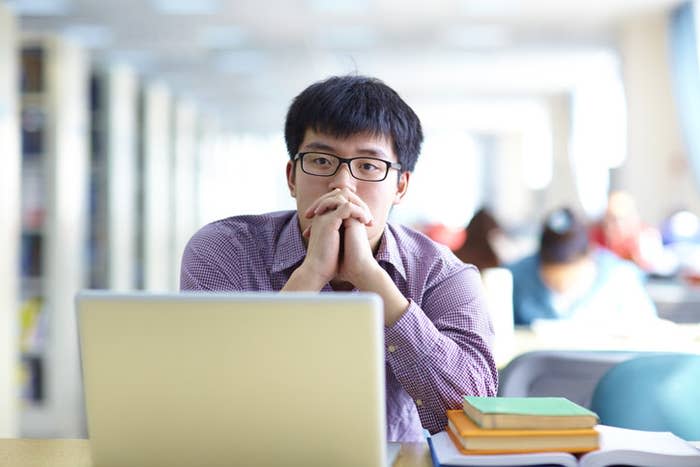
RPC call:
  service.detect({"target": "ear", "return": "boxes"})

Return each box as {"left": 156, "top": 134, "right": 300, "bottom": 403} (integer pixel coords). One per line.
{"left": 393, "top": 171, "right": 410, "bottom": 205}
{"left": 286, "top": 160, "right": 296, "bottom": 198}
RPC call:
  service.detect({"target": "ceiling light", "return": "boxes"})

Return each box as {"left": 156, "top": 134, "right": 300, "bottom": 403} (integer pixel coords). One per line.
{"left": 149, "top": 0, "right": 220, "bottom": 15}
{"left": 109, "top": 50, "right": 156, "bottom": 72}
{"left": 5, "top": 0, "right": 70, "bottom": 16}
{"left": 441, "top": 25, "right": 511, "bottom": 49}
{"left": 198, "top": 26, "right": 247, "bottom": 49}
{"left": 215, "top": 51, "right": 266, "bottom": 74}
{"left": 307, "top": 0, "right": 370, "bottom": 14}
{"left": 62, "top": 24, "right": 113, "bottom": 48}
{"left": 316, "top": 26, "right": 377, "bottom": 49}
{"left": 458, "top": 0, "right": 523, "bottom": 17}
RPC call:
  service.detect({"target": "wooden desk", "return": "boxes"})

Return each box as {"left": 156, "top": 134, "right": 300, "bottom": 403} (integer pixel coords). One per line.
{"left": 2, "top": 437, "right": 699, "bottom": 466}
{"left": 0, "top": 439, "right": 432, "bottom": 467}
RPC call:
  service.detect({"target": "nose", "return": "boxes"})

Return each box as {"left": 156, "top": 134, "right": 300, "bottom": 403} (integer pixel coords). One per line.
{"left": 329, "top": 162, "right": 355, "bottom": 190}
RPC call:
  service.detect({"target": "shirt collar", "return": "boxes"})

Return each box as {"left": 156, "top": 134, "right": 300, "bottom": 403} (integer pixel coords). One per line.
{"left": 271, "top": 212, "right": 307, "bottom": 274}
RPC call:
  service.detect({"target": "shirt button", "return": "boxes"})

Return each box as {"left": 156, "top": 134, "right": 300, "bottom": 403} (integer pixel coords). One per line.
{"left": 387, "top": 345, "right": 397, "bottom": 353}
{"left": 416, "top": 399, "right": 423, "bottom": 407}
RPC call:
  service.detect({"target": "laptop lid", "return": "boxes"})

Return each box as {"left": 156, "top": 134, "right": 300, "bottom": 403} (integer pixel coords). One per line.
{"left": 77, "top": 291, "right": 388, "bottom": 467}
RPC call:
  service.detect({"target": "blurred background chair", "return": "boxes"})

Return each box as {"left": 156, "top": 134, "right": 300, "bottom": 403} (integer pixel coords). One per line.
{"left": 498, "top": 350, "right": 645, "bottom": 408}
{"left": 590, "top": 353, "right": 700, "bottom": 440}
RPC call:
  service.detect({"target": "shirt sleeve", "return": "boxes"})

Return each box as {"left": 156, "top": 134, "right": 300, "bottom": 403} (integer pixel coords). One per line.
{"left": 383, "top": 265, "right": 498, "bottom": 433}
{"left": 180, "top": 228, "right": 242, "bottom": 291}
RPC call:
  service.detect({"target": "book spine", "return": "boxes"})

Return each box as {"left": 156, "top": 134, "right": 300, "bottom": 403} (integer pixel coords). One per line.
{"left": 424, "top": 429, "right": 441, "bottom": 467}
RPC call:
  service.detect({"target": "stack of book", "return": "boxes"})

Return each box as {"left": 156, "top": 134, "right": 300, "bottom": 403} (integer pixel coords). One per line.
{"left": 428, "top": 424, "right": 700, "bottom": 467}
{"left": 446, "top": 396, "right": 600, "bottom": 454}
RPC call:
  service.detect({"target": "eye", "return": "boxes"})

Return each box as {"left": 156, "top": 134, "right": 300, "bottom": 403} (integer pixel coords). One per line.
{"left": 359, "top": 160, "right": 381, "bottom": 172}
{"left": 309, "top": 154, "right": 333, "bottom": 166}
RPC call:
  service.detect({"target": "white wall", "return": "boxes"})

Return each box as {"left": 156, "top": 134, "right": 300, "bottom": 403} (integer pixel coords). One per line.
{"left": 0, "top": 3, "right": 20, "bottom": 438}
{"left": 542, "top": 94, "right": 581, "bottom": 216}
{"left": 696, "top": 1, "right": 700, "bottom": 91}
{"left": 618, "top": 11, "right": 700, "bottom": 224}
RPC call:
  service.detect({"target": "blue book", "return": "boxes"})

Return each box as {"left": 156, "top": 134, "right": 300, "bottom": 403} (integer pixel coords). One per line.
{"left": 424, "top": 429, "right": 441, "bottom": 467}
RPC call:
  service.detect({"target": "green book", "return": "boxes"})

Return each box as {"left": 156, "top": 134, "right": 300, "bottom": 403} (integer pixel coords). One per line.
{"left": 463, "top": 396, "right": 599, "bottom": 430}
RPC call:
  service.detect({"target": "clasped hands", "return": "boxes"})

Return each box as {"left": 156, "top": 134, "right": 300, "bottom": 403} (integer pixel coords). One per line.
{"left": 298, "top": 187, "right": 382, "bottom": 291}
{"left": 285, "top": 187, "right": 410, "bottom": 325}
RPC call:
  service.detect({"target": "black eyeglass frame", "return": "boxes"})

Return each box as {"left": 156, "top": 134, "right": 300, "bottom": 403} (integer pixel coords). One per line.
{"left": 293, "top": 152, "right": 402, "bottom": 182}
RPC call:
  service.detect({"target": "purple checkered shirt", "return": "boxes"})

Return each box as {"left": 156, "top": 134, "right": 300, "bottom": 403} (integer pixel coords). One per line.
{"left": 180, "top": 210, "right": 498, "bottom": 442}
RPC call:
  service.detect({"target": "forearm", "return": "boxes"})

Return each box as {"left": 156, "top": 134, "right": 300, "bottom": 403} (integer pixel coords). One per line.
{"left": 352, "top": 264, "right": 410, "bottom": 326}
{"left": 386, "top": 301, "right": 497, "bottom": 432}
{"left": 281, "top": 264, "right": 328, "bottom": 292}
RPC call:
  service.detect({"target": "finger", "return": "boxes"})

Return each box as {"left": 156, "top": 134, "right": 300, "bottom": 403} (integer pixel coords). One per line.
{"left": 313, "top": 195, "right": 351, "bottom": 217}
{"left": 305, "top": 189, "right": 374, "bottom": 225}
{"left": 318, "top": 191, "right": 374, "bottom": 224}
{"left": 334, "top": 200, "right": 373, "bottom": 225}
{"left": 307, "top": 187, "right": 363, "bottom": 216}
{"left": 303, "top": 188, "right": 343, "bottom": 219}
{"left": 336, "top": 190, "right": 373, "bottom": 226}
{"left": 339, "top": 189, "right": 369, "bottom": 211}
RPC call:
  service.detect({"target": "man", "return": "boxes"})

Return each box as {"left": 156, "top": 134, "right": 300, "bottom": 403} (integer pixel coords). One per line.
{"left": 181, "top": 75, "right": 497, "bottom": 442}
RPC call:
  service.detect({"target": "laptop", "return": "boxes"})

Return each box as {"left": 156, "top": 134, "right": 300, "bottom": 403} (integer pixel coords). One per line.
{"left": 77, "top": 291, "right": 400, "bottom": 467}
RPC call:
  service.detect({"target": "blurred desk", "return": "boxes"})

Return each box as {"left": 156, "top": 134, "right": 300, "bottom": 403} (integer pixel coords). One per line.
{"left": 646, "top": 279, "right": 700, "bottom": 323}
{"left": 0, "top": 439, "right": 432, "bottom": 467}
{"left": 508, "top": 320, "right": 700, "bottom": 364}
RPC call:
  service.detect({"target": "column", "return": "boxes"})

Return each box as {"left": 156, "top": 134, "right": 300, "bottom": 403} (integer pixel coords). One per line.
{"left": 46, "top": 36, "right": 89, "bottom": 437}
{"left": 142, "top": 82, "right": 174, "bottom": 291}
{"left": 106, "top": 65, "right": 139, "bottom": 290}
{"left": 0, "top": 2, "right": 20, "bottom": 438}
{"left": 172, "top": 100, "right": 198, "bottom": 290}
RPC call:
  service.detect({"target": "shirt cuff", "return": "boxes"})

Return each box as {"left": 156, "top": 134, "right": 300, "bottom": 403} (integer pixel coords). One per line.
{"left": 384, "top": 299, "right": 443, "bottom": 374}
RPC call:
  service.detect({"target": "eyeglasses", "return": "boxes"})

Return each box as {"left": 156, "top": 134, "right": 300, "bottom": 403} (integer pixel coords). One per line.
{"left": 294, "top": 152, "right": 402, "bottom": 182}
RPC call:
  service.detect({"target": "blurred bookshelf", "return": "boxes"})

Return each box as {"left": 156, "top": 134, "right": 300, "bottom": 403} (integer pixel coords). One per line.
{"left": 88, "top": 71, "right": 108, "bottom": 289}
{"left": 18, "top": 35, "right": 89, "bottom": 438}
{"left": 135, "top": 84, "right": 146, "bottom": 290}
{"left": 18, "top": 43, "right": 47, "bottom": 413}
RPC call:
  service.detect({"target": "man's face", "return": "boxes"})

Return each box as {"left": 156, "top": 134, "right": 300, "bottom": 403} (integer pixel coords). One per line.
{"left": 286, "top": 128, "right": 410, "bottom": 248}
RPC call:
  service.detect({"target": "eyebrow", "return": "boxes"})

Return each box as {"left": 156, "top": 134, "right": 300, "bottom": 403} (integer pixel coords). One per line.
{"left": 302, "top": 141, "right": 389, "bottom": 159}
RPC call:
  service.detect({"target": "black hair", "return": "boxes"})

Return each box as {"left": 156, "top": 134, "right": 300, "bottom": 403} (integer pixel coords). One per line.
{"left": 539, "top": 207, "right": 591, "bottom": 264}
{"left": 284, "top": 75, "right": 423, "bottom": 172}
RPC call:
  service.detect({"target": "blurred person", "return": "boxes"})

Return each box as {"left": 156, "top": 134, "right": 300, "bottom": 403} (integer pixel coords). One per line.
{"left": 180, "top": 75, "right": 497, "bottom": 441}
{"left": 660, "top": 209, "right": 700, "bottom": 282}
{"left": 420, "top": 222, "right": 467, "bottom": 251}
{"left": 508, "top": 207, "right": 657, "bottom": 326}
{"left": 453, "top": 208, "right": 502, "bottom": 271}
{"left": 453, "top": 208, "right": 526, "bottom": 271}
{"left": 590, "top": 190, "right": 668, "bottom": 274}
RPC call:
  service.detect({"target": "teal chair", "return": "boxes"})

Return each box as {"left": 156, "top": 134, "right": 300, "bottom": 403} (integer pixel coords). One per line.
{"left": 590, "top": 354, "right": 700, "bottom": 440}
{"left": 498, "top": 350, "right": 644, "bottom": 408}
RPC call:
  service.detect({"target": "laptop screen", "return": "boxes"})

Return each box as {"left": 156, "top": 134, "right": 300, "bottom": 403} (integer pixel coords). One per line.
{"left": 77, "top": 291, "right": 389, "bottom": 467}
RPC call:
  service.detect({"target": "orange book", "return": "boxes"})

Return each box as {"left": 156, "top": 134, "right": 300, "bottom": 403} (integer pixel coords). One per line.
{"left": 446, "top": 410, "right": 599, "bottom": 455}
